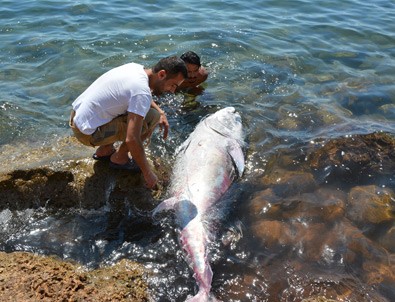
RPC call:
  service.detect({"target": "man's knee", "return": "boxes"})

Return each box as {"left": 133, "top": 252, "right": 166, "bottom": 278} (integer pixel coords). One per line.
{"left": 144, "top": 108, "right": 160, "bottom": 132}
{"left": 141, "top": 108, "right": 161, "bottom": 142}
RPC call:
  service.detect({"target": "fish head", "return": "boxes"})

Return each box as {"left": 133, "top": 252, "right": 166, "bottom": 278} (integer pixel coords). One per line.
{"left": 204, "top": 107, "right": 244, "bottom": 141}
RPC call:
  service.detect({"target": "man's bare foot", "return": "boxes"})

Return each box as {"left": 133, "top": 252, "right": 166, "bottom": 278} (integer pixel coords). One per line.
{"left": 92, "top": 145, "right": 115, "bottom": 160}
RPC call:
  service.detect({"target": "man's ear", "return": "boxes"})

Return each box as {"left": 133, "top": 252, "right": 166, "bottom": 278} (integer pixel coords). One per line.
{"left": 158, "top": 70, "right": 167, "bottom": 80}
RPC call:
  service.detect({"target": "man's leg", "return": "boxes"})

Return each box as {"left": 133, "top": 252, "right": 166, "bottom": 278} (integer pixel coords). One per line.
{"left": 89, "top": 114, "right": 128, "bottom": 160}
{"left": 141, "top": 108, "right": 161, "bottom": 144}
{"left": 70, "top": 109, "right": 160, "bottom": 166}
{"left": 109, "top": 108, "right": 160, "bottom": 167}
{"left": 110, "top": 108, "right": 160, "bottom": 165}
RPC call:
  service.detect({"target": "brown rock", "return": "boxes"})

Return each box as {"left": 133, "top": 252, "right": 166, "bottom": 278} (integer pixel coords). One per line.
{"left": 282, "top": 187, "right": 346, "bottom": 222}
{"left": 248, "top": 186, "right": 346, "bottom": 224}
{"left": 248, "top": 188, "right": 283, "bottom": 219}
{"left": 251, "top": 220, "right": 292, "bottom": 248}
{"left": 0, "top": 158, "right": 163, "bottom": 211}
{"left": 0, "top": 251, "right": 148, "bottom": 301}
{"left": 379, "top": 225, "right": 395, "bottom": 253}
{"left": 308, "top": 132, "right": 395, "bottom": 185}
{"left": 363, "top": 260, "right": 395, "bottom": 286}
{"left": 347, "top": 185, "right": 395, "bottom": 224}
{"left": 261, "top": 169, "right": 317, "bottom": 197}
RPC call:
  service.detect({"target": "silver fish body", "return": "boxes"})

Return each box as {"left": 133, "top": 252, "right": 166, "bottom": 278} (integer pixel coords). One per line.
{"left": 154, "top": 107, "right": 245, "bottom": 301}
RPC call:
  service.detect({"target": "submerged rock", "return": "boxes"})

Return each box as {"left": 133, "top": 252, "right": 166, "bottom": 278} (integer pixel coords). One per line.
{"left": 261, "top": 169, "right": 317, "bottom": 197}
{"left": 249, "top": 187, "right": 346, "bottom": 223}
{"left": 308, "top": 132, "right": 395, "bottom": 186}
{"left": 379, "top": 225, "right": 395, "bottom": 253}
{"left": 347, "top": 185, "right": 395, "bottom": 225}
{"left": 246, "top": 132, "right": 395, "bottom": 302}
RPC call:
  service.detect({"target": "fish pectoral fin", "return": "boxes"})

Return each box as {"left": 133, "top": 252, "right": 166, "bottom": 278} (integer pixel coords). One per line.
{"left": 228, "top": 143, "right": 245, "bottom": 177}
{"left": 152, "top": 197, "right": 179, "bottom": 217}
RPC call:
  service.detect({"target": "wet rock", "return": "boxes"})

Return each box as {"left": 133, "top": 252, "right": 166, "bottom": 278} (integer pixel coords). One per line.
{"left": 0, "top": 251, "right": 148, "bottom": 301}
{"left": 261, "top": 169, "right": 317, "bottom": 197}
{"left": 0, "top": 158, "right": 162, "bottom": 211}
{"left": 0, "top": 168, "right": 76, "bottom": 210}
{"left": 281, "top": 187, "right": 346, "bottom": 222}
{"left": 251, "top": 219, "right": 335, "bottom": 263}
{"left": 216, "top": 272, "right": 269, "bottom": 302}
{"left": 0, "top": 145, "right": 170, "bottom": 301}
{"left": 340, "top": 91, "right": 392, "bottom": 116}
{"left": 308, "top": 132, "right": 395, "bottom": 186}
{"left": 249, "top": 186, "right": 346, "bottom": 223}
{"left": 336, "top": 219, "right": 394, "bottom": 290}
{"left": 301, "top": 297, "right": 341, "bottom": 302}
{"left": 248, "top": 188, "right": 283, "bottom": 219}
{"left": 250, "top": 217, "right": 392, "bottom": 268}
{"left": 246, "top": 202, "right": 393, "bottom": 300}
{"left": 363, "top": 260, "right": 395, "bottom": 286}
{"left": 266, "top": 259, "right": 388, "bottom": 302}
{"left": 244, "top": 132, "right": 395, "bottom": 301}
{"left": 347, "top": 185, "right": 395, "bottom": 225}
{"left": 251, "top": 220, "right": 292, "bottom": 248}
{"left": 379, "top": 224, "right": 395, "bottom": 253}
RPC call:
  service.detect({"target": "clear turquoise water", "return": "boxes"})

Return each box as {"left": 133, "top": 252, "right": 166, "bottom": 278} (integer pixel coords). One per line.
{"left": 1, "top": 0, "right": 394, "bottom": 147}
{"left": 1, "top": 0, "right": 395, "bottom": 301}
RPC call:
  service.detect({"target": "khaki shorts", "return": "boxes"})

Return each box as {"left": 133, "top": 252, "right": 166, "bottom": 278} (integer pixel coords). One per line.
{"left": 69, "top": 109, "right": 160, "bottom": 147}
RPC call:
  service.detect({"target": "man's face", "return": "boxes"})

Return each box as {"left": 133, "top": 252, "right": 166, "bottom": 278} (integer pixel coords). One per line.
{"left": 152, "top": 71, "right": 184, "bottom": 96}
{"left": 186, "top": 63, "right": 200, "bottom": 79}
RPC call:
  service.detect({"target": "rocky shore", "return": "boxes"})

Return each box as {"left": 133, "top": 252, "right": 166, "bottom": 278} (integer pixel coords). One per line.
{"left": 0, "top": 132, "right": 394, "bottom": 301}
{"left": 241, "top": 132, "right": 395, "bottom": 301}
{"left": 0, "top": 251, "right": 148, "bottom": 302}
{"left": 0, "top": 137, "right": 170, "bottom": 301}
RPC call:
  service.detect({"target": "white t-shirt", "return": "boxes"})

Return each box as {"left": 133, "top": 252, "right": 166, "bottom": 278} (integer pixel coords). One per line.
{"left": 72, "top": 63, "right": 151, "bottom": 135}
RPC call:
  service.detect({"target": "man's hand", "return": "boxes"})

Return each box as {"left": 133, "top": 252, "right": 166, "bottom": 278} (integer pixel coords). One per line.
{"left": 158, "top": 112, "right": 169, "bottom": 140}
{"left": 143, "top": 169, "right": 158, "bottom": 189}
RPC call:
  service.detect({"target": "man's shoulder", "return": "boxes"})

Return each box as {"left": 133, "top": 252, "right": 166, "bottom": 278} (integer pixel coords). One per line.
{"left": 200, "top": 66, "right": 209, "bottom": 74}
{"left": 199, "top": 67, "right": 209, "bottom": 80}
{"left": 116, "top": 63, "right": 148, "bottom": 85}
{"left": 118, "top": 62, "right": 144, "bottom": 71}
{"left": 103, "top": 63, "right": 144, "bottom": 78}
{"left": 195, "top": 67, "right": 208, "bottom": 84}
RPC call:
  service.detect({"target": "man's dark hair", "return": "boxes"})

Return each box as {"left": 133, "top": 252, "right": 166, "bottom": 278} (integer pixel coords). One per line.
{"left": 180, "top": 51, "right": 201, "bottom": 66}
{"left": 153, "top": 56, "right": 188, "bottom": 79}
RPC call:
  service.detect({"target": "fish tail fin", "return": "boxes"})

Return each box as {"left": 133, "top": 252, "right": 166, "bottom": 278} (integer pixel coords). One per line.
{"left": 186, "top": 289, "right": 220, "bottom": 302}
{"left": 185, "top": 289, "right": 209, "bottom": 302}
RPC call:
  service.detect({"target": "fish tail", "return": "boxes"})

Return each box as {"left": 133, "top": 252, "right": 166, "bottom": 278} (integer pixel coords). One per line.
{"left": 185, "top": 289, "right": 210, "bottom": 302}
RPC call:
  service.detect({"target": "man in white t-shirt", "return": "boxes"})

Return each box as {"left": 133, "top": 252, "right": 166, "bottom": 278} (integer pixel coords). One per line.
{"left": 69, "top": 56, "right": 187, "bottom": 189}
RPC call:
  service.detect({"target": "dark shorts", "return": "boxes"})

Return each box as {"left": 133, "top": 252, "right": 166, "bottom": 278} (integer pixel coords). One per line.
{"left": 69, "top": 109, "right": 160, "bottom": 147}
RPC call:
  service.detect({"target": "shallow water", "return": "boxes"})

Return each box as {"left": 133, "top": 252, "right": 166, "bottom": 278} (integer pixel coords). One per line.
{"left": 1, "top": 0, "right": 395, "bottom": 301}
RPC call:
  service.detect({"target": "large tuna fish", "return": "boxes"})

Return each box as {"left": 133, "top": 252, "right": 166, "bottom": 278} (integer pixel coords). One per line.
{"left": 153, "top": 107, "right": 245, "bottom": 301}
